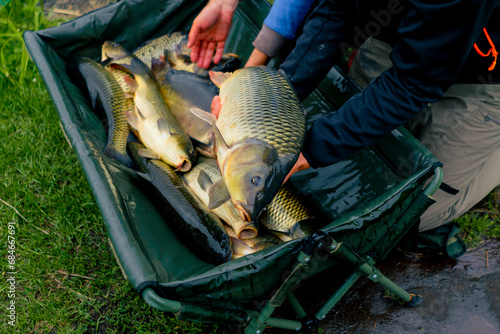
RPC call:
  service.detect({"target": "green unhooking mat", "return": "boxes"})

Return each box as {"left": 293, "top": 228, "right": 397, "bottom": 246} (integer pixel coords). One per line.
{"left": 24, "top": 0, "right": 442, "bottom": 329}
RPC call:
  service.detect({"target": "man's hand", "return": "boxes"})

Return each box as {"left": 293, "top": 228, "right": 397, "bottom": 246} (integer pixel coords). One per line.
{"left": 283, "top": 152, "right": 310, "bottom": 184}
{"left": 188, "top": 0, "right": 239, "bottom": 69}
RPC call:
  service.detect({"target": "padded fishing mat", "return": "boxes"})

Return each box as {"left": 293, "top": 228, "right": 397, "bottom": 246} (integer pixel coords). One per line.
{"left": 25, "top": 0, "right": 440, "bottom": 304}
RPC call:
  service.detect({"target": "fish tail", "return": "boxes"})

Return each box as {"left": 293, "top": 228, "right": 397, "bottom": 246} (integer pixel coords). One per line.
{"left": 103, "top": 144, "right": 134, "bottom": 168}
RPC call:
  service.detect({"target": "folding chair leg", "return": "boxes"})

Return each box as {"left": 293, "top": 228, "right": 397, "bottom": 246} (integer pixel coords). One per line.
{"left": 315, "top": 270, "right": 363, "bottom": 321}
{"left": 244, "top": 252, "right": 312, "bottom": 334}
{"left": 328, "top": 239, "right": 423, "bottom": 307}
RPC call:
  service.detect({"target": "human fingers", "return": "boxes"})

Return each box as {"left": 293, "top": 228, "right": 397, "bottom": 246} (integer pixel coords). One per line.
{"left": 213, "top": 41, "right": 226, "bottom": 65}
{"left": 283, "top": 153, "right": 310, "bottom": 184}
{"left": 201, "top": 41, "right": 217, "bottom": 69}
{"left": 189, "top": 39, "right": 201, "bottom": 63}
{"left": 196, "top": 40, "right": 209, "bottom": 68}
{"left": 188, "top": 22, "right": 202, "bottom": 49}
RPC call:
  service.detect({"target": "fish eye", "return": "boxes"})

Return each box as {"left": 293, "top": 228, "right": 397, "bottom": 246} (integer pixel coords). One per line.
{"left": 250, "top": 176, "right": 262, "bottom": 186}
{"left": 112, "top": 42, "right": 119, "bottom": 48}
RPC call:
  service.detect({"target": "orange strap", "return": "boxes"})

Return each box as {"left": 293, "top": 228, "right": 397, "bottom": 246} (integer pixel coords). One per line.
{"left": 474, "top": 28, "right": 498, "bottom": 71}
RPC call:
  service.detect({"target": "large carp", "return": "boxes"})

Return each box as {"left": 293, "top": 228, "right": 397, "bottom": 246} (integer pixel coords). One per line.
{"left": 128, "top": 142, "right": 232, "bottom": 264}
{"left": 101, "top": 33, "right": 188, "bottom": 70}
{"left": 192, "top": 66, "right": 306, "bottom": 222}
{"left": 109, "top": 54, "right": 196, "bottom": 172}
{"left": 102, "top": 33, "right": 240, "bottom": 76}
{"left": 153, "top": 61, "right": 219, "bottom": 157}
{"left": 77, "top": 57, "right": 132, "bottom": 168}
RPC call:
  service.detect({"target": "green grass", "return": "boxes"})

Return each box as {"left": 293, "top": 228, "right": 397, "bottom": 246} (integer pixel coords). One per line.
{"left": 1, "top": 1, "right": 499, "bottom": 333}
{"left": 456, "top": 190, "right": 500, "bottom": 248}
{"left": 0, "top": 1, "right": 218, "bottom": 333}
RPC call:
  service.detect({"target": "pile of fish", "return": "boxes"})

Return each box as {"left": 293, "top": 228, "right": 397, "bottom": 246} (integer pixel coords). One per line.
{"left": 76, "top": 31, "right": 321, "bottom": 265}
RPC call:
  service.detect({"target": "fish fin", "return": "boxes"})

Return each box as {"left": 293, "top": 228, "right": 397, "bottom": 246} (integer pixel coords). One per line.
{"left": 190, "top": 107, "right": 216, "bottom": 124}
{"left": 123, "top": 91, "right": 134, "bottom": 99}
{"left": 268, "top": 230, "right": 293, "bottom": 243}
{"left": 110, "top": 57, "right": 150, "bottom": 76}
{"left": 151, "top": 56, "right": 168, "bottom": 73}
{"left": 230, "top": 237, "right": 254, "bottom": 257}
{"left": 197, "top": 170, "right": 214, "bottom": 192}
{"left": 123, "top": 75, "right": 138, "bottom": 93}
{"left": 157, "top": 118, "right": 171, "bottom": 137}
{"left": 86, "top": 86, "right": 100, "bottom": 110}
{"left": 195, "top": 143, "right": 216, "bottom": 158}
{"left": 194, "top": 144, "right": 217, "bottom": 158}
{"left": 125, "top": 109, "right": 139, "bottom": 130}
{"left": 211, "top": 95, "right": 222, "bottom": 118}
{"left": 176, "top": 53, "right": 192, "bottom": 63}
{"left": 191, "top": 107, "right": 229, "bottom": 156}
{"left": 207, "top": 179, "right": 231, "bottom": 210}
{"left": 222, "top": 53, "right": 239, "bottom": 59}
{"left": 138, "top": 148, "right": 159, "bottom": 159}
{"left": 209, "top": 71, "right": 232, "bottom": 88}
{"left": 164, "top": 52, "right": 178, "bottom": 68}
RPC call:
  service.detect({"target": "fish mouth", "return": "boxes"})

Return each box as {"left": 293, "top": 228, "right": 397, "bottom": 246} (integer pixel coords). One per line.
{"left": 235, "top": 202, "right": 252, "bottom": 223}
{"left": 236, "top": 226, "right": 258, "bottom": 240}
{"left": 177, "top": 159, "right": 192, "bottom": 172}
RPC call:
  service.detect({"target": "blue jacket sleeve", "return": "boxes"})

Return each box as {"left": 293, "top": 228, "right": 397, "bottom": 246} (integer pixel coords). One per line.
{"left": 300, "top": 0, "right": 496, "bottom": 168}
{"left": 264, "top": 0, "right": 316, "bottom": 40}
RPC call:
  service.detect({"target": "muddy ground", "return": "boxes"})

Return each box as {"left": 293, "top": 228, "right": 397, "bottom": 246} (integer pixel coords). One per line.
{"left": 262, "top": 239, "right": 500, "bottom": 334}
{"left": 43, "top": 0, "right": 115, "bottom": 18}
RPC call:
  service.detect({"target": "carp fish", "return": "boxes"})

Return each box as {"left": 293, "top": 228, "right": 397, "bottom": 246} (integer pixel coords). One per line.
{"left": 192, "top": 66, "right": 306, "bottom": 222}
{"left": 258, "top": 186, "right": 319, "bottom": 242}
{"left": 153, "top": 60, "right": 219, "bottom": 157}
{"left": 102, "top": 32, "right": 240, "bottom": 76}
{"left": 77, "top": 57, "right": 132, "bottom": 168}
{"left": 181, "top": 157, "right": 259, "bottom": 239}
{"left": 128, "top": 142, "right": 232, "bottom": 264}
{"left": 133, "top": 32, "right": 189, "bottom": 69}
{"left": 109, "top": 52, "right": 196, "bottom": 172}
{"left": 101, "top": 33, "right": 188, "bottom": 70}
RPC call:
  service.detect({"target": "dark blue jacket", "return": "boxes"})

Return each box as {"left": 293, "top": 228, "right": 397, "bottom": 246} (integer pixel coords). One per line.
{"left": 278, "top": 0, "right": 500, "bottom": 168}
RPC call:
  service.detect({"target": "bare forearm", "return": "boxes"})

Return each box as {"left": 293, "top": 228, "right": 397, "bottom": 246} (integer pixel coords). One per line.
{"left": 245, "top": 48, "right": 271, "bottom": 67}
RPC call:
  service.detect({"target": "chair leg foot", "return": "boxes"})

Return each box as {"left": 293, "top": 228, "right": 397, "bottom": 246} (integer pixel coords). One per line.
{"left": 405, "top": 293, "right": 423, "bottom": 307}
